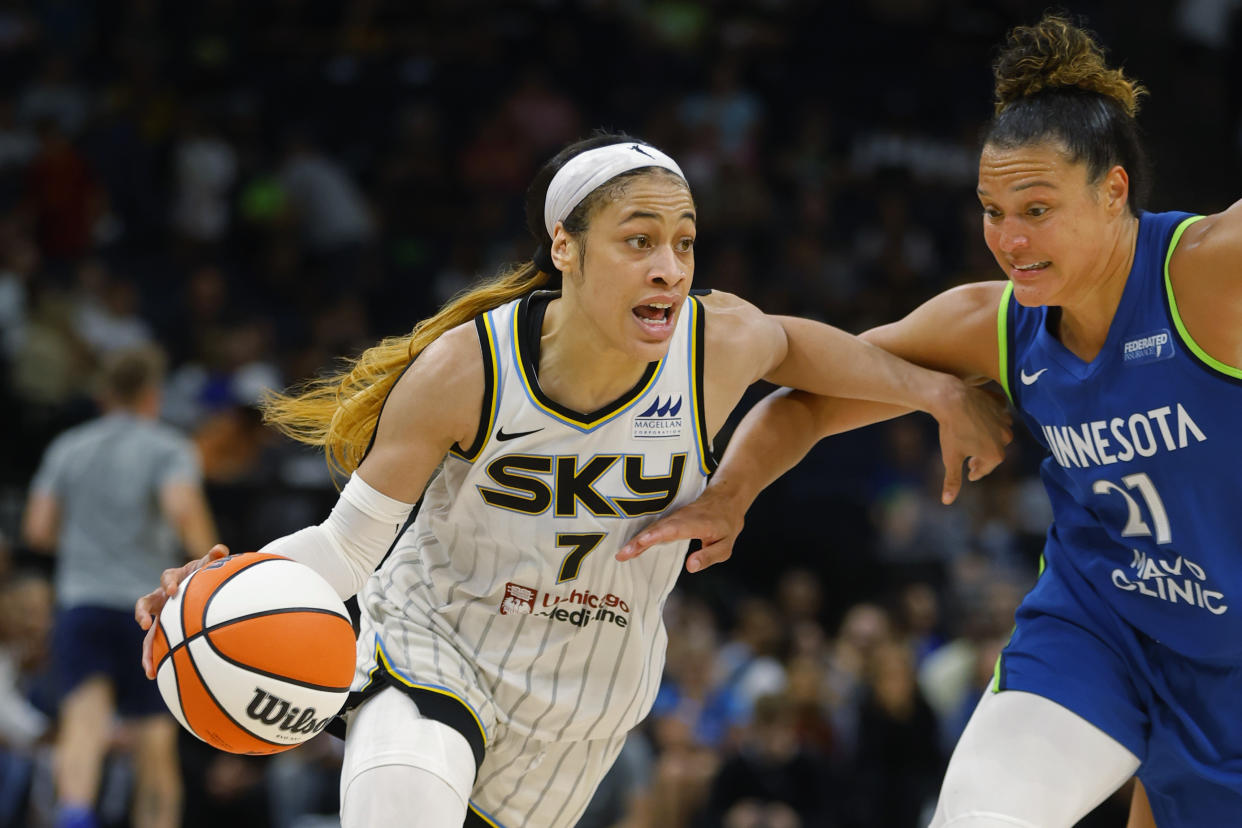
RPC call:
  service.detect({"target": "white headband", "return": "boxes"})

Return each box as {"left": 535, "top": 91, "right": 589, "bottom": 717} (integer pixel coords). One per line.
{"left": 543, "top": 143, "right": 686, "bottom": 237}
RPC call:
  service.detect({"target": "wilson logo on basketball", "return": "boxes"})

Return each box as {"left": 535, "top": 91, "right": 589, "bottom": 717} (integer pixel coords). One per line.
{"left": 245, "top": 688, "right": 334, "bottom": 736}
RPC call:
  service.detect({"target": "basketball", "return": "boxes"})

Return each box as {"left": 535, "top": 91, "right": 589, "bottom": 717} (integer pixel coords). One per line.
{"left": 150, "top": 552, "right": 356, "bottom": 755}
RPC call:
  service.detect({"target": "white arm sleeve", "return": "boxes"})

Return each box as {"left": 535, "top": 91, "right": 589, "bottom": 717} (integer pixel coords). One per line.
{"left": 259, "top": 473, "right": 415, "bottom": 599}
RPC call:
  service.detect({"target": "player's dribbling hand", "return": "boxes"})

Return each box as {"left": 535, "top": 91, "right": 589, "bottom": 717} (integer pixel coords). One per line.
{"left": 616, "top": 486, "right": 743, "bottom": 573}
{"left": 936, "top": 381, "right": 1013, "bottom": 505}
{"left": 136, "top": 543, "right": 230, "bottom": 679}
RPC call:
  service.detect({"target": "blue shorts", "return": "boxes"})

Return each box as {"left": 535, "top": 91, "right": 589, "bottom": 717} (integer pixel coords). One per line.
{"left": 996, "top": 564, "right": 1242, "bottom": 827}
{"left": 53, "top": 606, "right": 166, "bottom": 718}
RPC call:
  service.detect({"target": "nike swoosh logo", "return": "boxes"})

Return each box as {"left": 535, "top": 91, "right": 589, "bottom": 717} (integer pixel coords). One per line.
{"left": 1019, "top": 368, "right": 1049, "bottom": 385}
{"left": 496, "top": 427, "right": 544, "bottom": 441}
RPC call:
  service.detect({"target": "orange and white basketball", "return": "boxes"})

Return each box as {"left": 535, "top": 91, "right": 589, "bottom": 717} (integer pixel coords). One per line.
{"left": 150, "top": 552, "right": 356, "bottom": 755}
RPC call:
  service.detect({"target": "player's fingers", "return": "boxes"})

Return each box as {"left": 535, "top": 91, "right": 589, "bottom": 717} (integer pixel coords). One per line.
{"left": 942, "top": 453, "right": 964, "bottom": 504}
{"left": 142, "top": 622, "right": 157, "bottom": 679}
{"left": 687, "top": 539, "right": 733, "bottom": 573}
{"left": 160, "top": 565, "right": 188, "bottom": 597}
{"left": 163, "top": 544, "right": 230, "bottom": 597}
{"left": 968, "top": 452, "right": 1004, "bottom": 481}
{"left": 134, "top": 589, "right": 164, "bottom": 628}
{"left": 617, "top": 516, "right": 701, "bottom": 560}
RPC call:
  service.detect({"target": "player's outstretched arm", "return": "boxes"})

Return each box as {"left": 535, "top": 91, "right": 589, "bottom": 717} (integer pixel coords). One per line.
{"left": 619, "top": 283, "right": 1010, "bottom": 569}
{"left": 134, "top": 322, "right": 486, "bottom": 677}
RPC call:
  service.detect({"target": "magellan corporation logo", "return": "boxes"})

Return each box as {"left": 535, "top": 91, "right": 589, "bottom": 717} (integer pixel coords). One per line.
{"left": 500, "top": 582, "right": 632, "bottom": 629}
{"left": 633, "top": 395, "right": 683, "bottom": 439}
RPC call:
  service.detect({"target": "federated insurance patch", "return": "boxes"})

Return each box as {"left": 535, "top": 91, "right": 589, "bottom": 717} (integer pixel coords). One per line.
{"left": 1122, "top": 329, "right": 1176, "bottom": 365}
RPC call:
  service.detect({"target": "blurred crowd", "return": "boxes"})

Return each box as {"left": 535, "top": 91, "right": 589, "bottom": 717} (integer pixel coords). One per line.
{"left": 1, "top": 0, "right": 1238, "bottom": 826}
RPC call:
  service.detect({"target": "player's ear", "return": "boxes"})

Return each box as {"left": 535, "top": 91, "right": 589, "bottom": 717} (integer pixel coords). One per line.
{"left": 550, "top": 224, "right": 576, "bottom": 274}
{"left": 1103, "top": 165, "right": 1129, "bottom": 216}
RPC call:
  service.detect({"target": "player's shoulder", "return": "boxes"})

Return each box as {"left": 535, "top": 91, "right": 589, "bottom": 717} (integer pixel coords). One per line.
{"left": 695, "top": 289, "right": 774, "bottom": 339}
{"left": 395, "top": 321, "right": 485, "bottom": 401}
{"left": 695, "top": 289, "right": 788, "bottom": 386}
{"left": 694, "top": 287, "right": 756, "bottom": 315}
{"left": 375, "top": 319, "right": 489, "bottom": 451}
{"left": 1169, "top": 199, "right": 1242, "bottom": 275}
{"left": 910, "top": 280, "right": 1011, "bottom": 333}
{"left": 936, "top": 280, "right": 1010, "bottom": 313}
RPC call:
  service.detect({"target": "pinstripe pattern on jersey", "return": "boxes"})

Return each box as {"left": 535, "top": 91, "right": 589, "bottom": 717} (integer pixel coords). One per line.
{"left": 472, "top": 730, "right": 628, "bottom": 828}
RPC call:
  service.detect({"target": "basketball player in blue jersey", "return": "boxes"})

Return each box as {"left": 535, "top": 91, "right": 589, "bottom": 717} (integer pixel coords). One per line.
{"left": 620, "top": 14, "right": 1242, "bottom": 828}
{"left": 132, "top": 134, "right": 1009, "bottom": 827}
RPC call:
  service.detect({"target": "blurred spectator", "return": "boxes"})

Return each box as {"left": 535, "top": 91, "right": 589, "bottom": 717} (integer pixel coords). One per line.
{"left": 72, "top": 260, "right": 154, "bottom": 354}
{"left": 714, "top": 597, "right": 789, "bottom": 709}
{"left": 678, "top": 59, "right": 762, "bottom": 167}
{"left": 502, "top": 68, "right": 582, "bottom": 156}
{"left": 171, "top": 110, "right": 238, "bottom": 247}
{"left": 22, "top": 344, "right": 218, "bottom": 828}
{"left": 649, "top": 597, "right": 745, "bottom": 828}
{"left": 870, "top": 419, "right": 971, "bottom": 573}
{"left": 700, "top": 692, "right": 833, "bottom": 828}
{"left": 0, "top": 565, "right": 54, "bottom": 828}
{"left": 845, "top": 640, "right": 941, "bottom": 828}
{"left": 180, "top": 732, "right": 272, "bottom": 828}
{"left": 17, "top": 54, "right": 89, "bottom": 138}
{"left": 919, "top": 574, "right": 1025, "bottom": 755}
{"left": 276, "top": 132, "right": 374, "bottom": 257}
{"left": 460, "top": 110, "right": 537, "bottom": 198}
{"left": 22, "top": 117, "right": 105, "bottom": 264}
{"left": 11, "top": 289, "right": 95, "bottom": 409}
{"left": 163, "top": 315, "right": 281, "bottom": 433}
{"left": 266, "top": 734, "right": 344, "bottom": 828}
{"left": 892, "top": 582, "right": 945, "bottom": 667}
{"left": 0, "top": 227, "right": 38, "bottom": 359}
{"left": 822, "top": 604, "right": 891, "bottom": 741}
{"left": 0, "top": 96, "right": 39, "bottom": 208}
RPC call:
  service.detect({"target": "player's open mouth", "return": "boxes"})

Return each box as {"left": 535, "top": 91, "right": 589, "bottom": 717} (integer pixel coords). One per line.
{"left": 1014, "top": 261, "right": 1051, "bottom": 272}
{"left": 632, "top": 302, "right": 674, "bottom": 329}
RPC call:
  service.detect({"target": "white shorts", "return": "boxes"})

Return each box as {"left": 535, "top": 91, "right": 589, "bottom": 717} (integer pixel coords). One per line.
{"left": 342, "top": 685, "right": 626, "bottom": 828}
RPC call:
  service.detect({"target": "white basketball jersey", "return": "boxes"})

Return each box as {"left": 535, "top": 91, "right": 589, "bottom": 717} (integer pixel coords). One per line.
{"left": 354, "top": 291, "right": 714, "bottom": 747}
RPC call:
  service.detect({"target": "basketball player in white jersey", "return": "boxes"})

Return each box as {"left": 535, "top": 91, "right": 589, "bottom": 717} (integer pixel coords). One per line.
{"left": 135, "top": 133, "right": 1011, "bottom": 828}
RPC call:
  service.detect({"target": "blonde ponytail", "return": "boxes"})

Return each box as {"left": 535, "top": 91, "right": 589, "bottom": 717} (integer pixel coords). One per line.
{"left": 262, "top": 262, "right": 550, "bottom": 480}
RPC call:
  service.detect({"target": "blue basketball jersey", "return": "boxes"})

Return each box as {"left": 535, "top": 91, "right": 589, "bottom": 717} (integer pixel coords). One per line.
{"left": 1000, "top": 210, "right": 1242, "bottom": 662}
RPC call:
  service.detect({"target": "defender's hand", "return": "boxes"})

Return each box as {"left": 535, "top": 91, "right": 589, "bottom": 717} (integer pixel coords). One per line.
{"left": 935, "top": 382, "right": 1012, "bottom": 505}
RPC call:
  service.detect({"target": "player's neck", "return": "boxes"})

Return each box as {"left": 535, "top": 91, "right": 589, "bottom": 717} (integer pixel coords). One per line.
{"left": 537, "top": 300, "right": 650, "bottom": 412}
{"left": 1056, "top": 217, "right": 1138, "bottom": 362}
